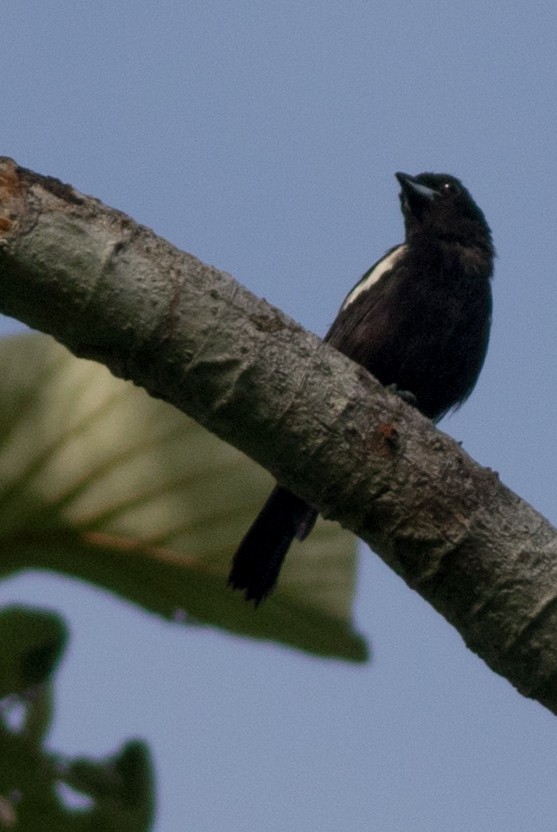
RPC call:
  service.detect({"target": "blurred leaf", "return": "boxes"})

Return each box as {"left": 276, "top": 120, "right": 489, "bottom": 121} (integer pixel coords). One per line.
{"left": 0, "top": 606, "right": 67, "bottom": 699}
{"left": 0, "top": 334, "right": 367, "bottom": 661}
{"left": 63, "top": 740, "right": 155, "bottom": 831}
{"left": 0, "top": 718, "right": 154, "bottom": 831}
{"left": 0, "top": 607, "right": 155, "bottom": 831}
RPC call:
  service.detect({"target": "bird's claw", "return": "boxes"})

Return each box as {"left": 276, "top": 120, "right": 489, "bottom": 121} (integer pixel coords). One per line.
{"left": 386, "top": 383, "right": 418, "bottom": 407}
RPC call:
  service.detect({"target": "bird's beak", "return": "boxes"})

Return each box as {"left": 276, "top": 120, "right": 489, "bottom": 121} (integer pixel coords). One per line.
{"left": 395, "top": 172, "right": 438, "bottom": 202}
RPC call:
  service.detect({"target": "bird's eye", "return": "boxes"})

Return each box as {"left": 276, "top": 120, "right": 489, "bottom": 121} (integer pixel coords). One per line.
{"left": 441, "top": 181, "right": 459, "bottom": 195}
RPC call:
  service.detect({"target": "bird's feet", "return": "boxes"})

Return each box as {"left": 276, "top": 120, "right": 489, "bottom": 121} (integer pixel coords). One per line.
{"left": 386, "top": 383, "right": 418, "bottom": 407}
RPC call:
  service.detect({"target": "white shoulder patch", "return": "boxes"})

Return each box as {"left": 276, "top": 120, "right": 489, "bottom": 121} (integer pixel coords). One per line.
{"left": 341, "top": 244, "right": 407, "bottom": 311}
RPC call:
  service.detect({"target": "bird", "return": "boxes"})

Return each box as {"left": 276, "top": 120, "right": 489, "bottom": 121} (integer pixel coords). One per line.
{"left": 228, "top": 171, "right": 494, "bottom": 604}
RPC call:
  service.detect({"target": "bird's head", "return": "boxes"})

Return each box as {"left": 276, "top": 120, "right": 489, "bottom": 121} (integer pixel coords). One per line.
{"left": 395, "top": 171, "right": 493, "bottom": 252}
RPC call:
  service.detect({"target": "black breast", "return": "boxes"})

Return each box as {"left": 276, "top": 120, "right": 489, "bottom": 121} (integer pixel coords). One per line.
{"left": 326, "top": 240, "right": 493, "bottom": 421}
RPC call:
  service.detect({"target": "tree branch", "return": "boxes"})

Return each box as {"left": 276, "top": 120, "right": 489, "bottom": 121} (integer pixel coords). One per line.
{"left": 0, "top": 157, "right": 556, "bottom": 712}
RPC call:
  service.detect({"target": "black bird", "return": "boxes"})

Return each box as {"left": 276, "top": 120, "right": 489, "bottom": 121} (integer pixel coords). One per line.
{"left": 229, "top": 171, "right": 494, "bottom": 604}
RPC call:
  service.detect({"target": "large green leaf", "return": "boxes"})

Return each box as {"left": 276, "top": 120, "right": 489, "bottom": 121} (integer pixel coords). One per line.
{"left": 0, "top": 334, "right": 367, "bottom": 661}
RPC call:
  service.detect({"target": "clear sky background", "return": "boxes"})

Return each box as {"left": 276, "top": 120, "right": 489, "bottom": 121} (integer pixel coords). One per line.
{"left": 1, "top": 2, "right": 557, "bottom": 830}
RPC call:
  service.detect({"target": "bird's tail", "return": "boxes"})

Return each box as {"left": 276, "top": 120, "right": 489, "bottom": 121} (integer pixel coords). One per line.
{"left": 228, "top": 486, "right": 318, "bottom": 605}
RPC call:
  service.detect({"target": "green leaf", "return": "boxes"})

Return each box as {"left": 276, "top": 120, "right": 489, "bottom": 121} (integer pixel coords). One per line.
{"left": 0, "top": 706, "right": 155, "bottom": 831}
{"left": 0, "top": 606, "right": 155, "bottom": 831}
{"left": 0, "top": 334, "right": 367, "bottom": 661}
{"left": 0, "top": 606, "right": 67, "bottom": 699}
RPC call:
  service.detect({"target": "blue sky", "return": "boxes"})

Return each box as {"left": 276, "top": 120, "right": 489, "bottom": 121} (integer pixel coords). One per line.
{"left": 1, "top": 2, "right": 557, "bottom": 830}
